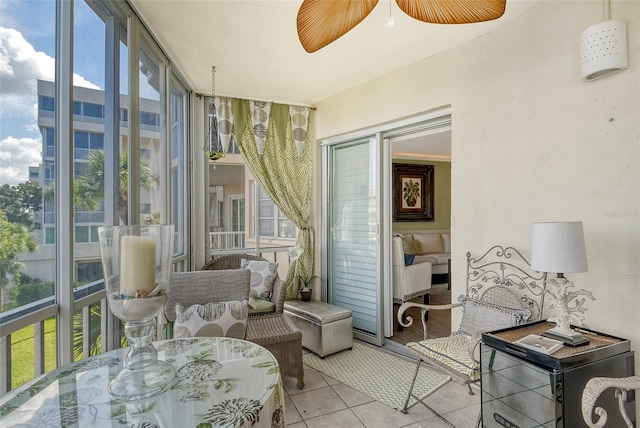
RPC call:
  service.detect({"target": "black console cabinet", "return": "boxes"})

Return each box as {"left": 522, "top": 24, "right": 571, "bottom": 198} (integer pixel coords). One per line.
{"left": 481, "top": 321, "right": 635, "bottom": 428}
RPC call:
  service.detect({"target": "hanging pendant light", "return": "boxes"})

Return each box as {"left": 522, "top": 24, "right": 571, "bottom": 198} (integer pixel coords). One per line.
{"left": 204, "top": 66, "right": 225, "bottom": 162}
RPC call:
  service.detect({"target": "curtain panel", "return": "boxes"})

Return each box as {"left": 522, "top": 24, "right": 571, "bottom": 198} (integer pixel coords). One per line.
{"left": 230, "top": 98, "right": 314, "bottom": 300}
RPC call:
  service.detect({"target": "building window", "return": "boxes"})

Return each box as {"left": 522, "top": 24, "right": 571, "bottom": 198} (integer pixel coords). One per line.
{"left": 83, "top": 102, "right": 103, "bottom": 118}
{"left": 74, "top": 131, "right": 89, "bottom": 149}
{"left": 44, "top": 161, "right": 55, "bottom": 180}
{"left": 75, "top": 225, "right": 89, "bottom": 243}
{"left": 140, "top": 111, "right": 159, "bottom": 126}
{"left": 74, "top": 131, "right": 104, "bottom": 158}
{"left": 75, "top": 225, "right": 100, "bottom": 243}
{"left": 45, "top": 227, "right": 55, "bottom": 245}
{"left": 44, "top": 127, "right": 55, "bottom": 157}
{"left": 40, "top": 96, "right": 55, "bottom": 112}
{"left": 258, "top": 186, "right": 296, "bottom": 239}
{"left": 90, "top": 132, "right": 103, "bottom": 150}
{"left": 76, "top": 260, "right": 103, "bottom": 284}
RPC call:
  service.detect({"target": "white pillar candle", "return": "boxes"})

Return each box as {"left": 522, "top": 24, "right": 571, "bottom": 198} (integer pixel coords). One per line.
{"left": 120, "top": 236, "right": 156, "bottom": 297}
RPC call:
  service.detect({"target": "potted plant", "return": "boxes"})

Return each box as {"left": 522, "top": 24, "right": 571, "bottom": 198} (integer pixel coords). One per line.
{"left": 288, "top": 245, "right": 320, "bottom": 301}
{"left": 204, "top": 149, "right": 225, "bottom": 161}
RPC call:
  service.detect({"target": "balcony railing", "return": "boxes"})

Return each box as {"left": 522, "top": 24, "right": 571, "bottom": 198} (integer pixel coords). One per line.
{"left": 0, "top": 278, "right": 171, "bottom": 395}
{"left": 209, "top": 231, "right": 245, "bottom": 251}
{"left": 74, "top": 211, "right": 104, "bottom": 223}
{"left": 0, "top": 280, "right": 111, "bottom": 394}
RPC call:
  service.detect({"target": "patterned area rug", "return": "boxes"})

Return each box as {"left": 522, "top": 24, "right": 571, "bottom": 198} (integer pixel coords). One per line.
{"left": 303, "top": 341, "right": 451, "bottom": 410}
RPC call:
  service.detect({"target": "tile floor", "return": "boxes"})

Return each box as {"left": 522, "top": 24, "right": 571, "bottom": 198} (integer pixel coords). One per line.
{"left": 281, "top": 344, "right": 481, "bottom": 428}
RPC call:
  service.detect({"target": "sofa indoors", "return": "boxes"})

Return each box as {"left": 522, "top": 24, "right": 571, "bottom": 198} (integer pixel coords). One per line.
{"left": 395, "top": 229, "right": 451, "bottom": 279}
{"left": 391, "top": 235, "right": 432, "bottom": 306}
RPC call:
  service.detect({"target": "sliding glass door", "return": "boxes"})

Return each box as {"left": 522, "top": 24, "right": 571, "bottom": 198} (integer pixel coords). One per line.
{"left": 324, "top": 136, "right": 383, "bottom": 345}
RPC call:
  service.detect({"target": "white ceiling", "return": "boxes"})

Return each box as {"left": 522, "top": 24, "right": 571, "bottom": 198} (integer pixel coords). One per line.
{"left": 130, "top": 0, "right": 537, "bottom": 107}
{"left": 391, "top": 130, "right": 452, "bottom": 161}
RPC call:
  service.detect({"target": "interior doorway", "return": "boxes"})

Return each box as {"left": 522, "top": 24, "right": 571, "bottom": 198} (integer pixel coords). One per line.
{"left": 384, "top": 116, "right": 453, "bottom": 345}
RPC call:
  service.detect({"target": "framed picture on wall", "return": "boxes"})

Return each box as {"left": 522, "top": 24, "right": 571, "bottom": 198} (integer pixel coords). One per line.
{"left": 393, "top": 163, "right": 434, "bottom": 222}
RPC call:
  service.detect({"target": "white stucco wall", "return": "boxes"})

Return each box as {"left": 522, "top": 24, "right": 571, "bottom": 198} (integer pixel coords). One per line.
{"left": 314, "top": 0, "right": 639, "bottom": 371}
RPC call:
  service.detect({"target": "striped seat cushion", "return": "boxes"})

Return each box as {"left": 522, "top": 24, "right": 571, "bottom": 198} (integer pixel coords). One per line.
{"left": 406, "top": 335, "right": 480, "bottom": 381}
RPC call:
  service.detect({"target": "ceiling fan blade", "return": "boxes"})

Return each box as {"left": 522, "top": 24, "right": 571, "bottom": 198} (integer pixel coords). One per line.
{"left": 396, "top": 0, "right": 506, "bottom": 24}
{"left": 297, "top": 0, "right": 379, "bottom": 53}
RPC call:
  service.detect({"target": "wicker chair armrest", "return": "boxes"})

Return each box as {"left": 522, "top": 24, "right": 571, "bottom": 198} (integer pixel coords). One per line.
{"left": 271, "top": 278, "right": 286, "bottom": 314}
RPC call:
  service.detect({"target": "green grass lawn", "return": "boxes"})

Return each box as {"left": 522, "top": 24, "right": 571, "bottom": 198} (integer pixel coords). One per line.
{"left": 11, "top": 317, "right": 57, "bottom": 388}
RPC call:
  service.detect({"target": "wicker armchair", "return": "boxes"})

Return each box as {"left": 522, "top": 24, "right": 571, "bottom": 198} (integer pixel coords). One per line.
{"left": 203, "top": 256, "right": 304, "bottom": 388}
{"left": 202, "top": 254, "right": 286, "bottom": 316}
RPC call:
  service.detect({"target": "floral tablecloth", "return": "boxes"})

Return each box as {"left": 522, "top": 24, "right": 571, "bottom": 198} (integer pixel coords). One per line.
{"left": 0, "top": 337, "right": 285, "bottom": 427}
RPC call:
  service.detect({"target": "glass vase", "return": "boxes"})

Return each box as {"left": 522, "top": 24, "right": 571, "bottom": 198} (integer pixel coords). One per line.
{"left": 98, "top": 224, "right": 176, "bottom": 400}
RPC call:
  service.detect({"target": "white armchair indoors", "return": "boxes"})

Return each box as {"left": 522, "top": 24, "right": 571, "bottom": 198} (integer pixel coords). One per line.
{"left": 392, "top": 236, "right": 432, "bottom": 330}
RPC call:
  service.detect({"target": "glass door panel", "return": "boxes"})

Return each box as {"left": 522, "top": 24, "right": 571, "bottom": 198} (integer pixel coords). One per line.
{"left": 326, "top": 136, "right": 382, "bottom": 345}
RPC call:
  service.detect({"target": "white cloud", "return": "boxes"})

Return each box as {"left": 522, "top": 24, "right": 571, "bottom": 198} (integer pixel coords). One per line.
{"left": 0, "top": 27, "right": 101, "bottom": 185}
{"left": 0, "top": 135, "right": 41, "bottom": 185}
{"left": 0, "top": 26, "right": 100, "bottom": 95}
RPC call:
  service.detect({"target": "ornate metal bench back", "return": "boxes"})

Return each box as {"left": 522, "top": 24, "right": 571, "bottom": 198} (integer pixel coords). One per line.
{"left": 466, "top": 245, "right": 547, "bottom": 321}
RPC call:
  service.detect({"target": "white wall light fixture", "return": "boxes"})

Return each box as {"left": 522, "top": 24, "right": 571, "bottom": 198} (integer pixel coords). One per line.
{"left": 580, "top": 0, "right": 628, "bottom": 81}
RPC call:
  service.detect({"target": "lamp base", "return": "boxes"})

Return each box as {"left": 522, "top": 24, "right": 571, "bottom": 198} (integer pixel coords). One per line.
{"left": 542, "top": 327, "right": 590, "bottom": 347}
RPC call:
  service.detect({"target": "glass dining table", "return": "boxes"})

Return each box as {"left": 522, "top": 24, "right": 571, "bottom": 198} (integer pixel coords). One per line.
{"left": 0, "top": 337, "right": 285, "bottom": 427}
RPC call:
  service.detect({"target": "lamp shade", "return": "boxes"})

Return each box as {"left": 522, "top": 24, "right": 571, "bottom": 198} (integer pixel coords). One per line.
{"left": 531, "top": 221, "right": 588, "bottom": 273}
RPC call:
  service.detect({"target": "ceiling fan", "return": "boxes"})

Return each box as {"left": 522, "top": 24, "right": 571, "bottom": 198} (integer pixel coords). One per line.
{"left": 297, "top": 0, "right": 507, "bottom": 53}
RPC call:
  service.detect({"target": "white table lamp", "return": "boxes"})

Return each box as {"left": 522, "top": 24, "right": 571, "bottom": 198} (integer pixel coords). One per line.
{"left": 531, "top": 221, "right": 595, "bottom": 346}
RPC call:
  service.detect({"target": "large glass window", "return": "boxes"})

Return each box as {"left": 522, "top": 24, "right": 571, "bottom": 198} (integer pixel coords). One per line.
{"left": 1, "top": 0, "right": 191, "bottom": 391}
{"left": 0, "top": 0, "right": 57, "bottom": 384}
{"left": 139, "top": 43, "right": 163, "bottom": 226}
{"left": 170, "top": 81, "right": 187, "bottom": 257}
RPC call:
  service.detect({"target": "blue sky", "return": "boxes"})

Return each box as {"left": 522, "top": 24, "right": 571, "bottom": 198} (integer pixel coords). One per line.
{"left": 0, "top": 0, "right": 156, "bottom": 185}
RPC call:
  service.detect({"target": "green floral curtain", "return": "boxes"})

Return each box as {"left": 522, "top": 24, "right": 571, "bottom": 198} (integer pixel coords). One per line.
{"left": 232, "top": 99, "right": 314, "bottom": 299}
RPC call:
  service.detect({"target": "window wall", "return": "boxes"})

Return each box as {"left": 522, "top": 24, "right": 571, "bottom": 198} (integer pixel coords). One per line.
{"left": 0, "top": 0, "right": 191, "bottom": 390}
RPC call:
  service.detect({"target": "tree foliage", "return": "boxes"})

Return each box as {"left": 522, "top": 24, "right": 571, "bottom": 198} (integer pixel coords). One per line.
{"left": 7, "top": 278, "right": 54, "bottom": 309}
{"left": 0, "top": 210, "right": 37, "bottom": 310}
{"left": 0, "top": 182, "right": 42, "bottom": 228}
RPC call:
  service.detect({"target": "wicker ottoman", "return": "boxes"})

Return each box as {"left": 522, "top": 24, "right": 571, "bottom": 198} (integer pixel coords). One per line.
{"left": 246, "top": 314, "right": 304, "bottom": 389}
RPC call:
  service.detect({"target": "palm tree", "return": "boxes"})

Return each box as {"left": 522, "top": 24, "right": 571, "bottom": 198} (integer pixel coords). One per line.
{"left": 44, "top": 150, "right": 158, "bottom": 225}
{"left": 75, "top": 150, "right": 158, "bottom": 224}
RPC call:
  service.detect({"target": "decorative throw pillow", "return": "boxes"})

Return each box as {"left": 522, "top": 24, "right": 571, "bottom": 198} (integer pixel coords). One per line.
{"left": 404, "top": 254, "right": 415, "bottom": 266}
{"left": 240, "top": 259, "right": 278, "bottom": 299}
{"left": 441, "top": 233, "right": 451, "bottom": 254}
{"left": 413, "top": 233, "right": 444, "bottom": 254}
{"left": 402, "top": 238, "right": 423, "bottom": 255}
{"left": 174, "top": 300, "right": 248, "bottom": 339}
{"left": 458, "top": 295, "right": 531, "bottom": 337}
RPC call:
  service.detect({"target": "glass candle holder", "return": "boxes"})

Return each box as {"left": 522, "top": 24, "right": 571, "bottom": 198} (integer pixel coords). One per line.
{"left": 98, "top": 224, "right": 176, "bottom": 399}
